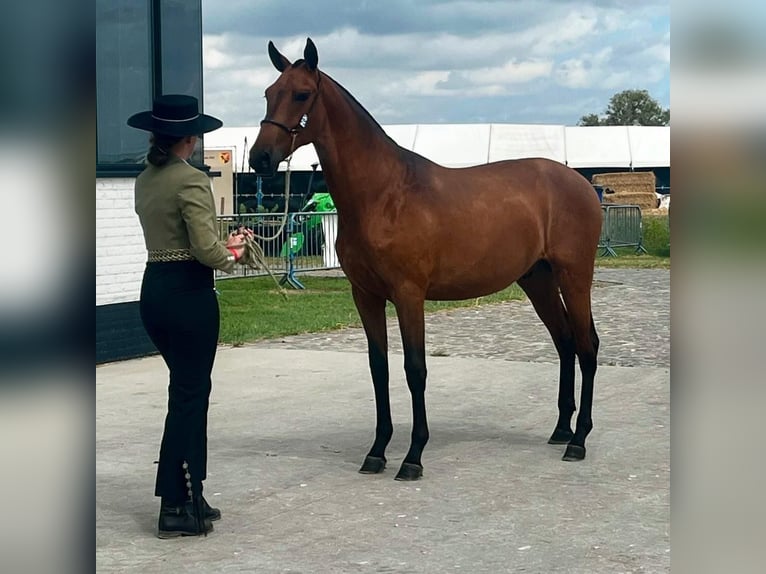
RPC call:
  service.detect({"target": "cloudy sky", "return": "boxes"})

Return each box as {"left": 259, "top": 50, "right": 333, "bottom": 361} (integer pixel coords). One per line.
{"left": 201, "top": 0, "right": 669, "bottom": 128}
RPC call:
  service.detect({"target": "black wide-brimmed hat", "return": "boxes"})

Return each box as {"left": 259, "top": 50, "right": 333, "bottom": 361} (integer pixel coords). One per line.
{"left": 127, "top": 94, "right": 223, "bottom": 137}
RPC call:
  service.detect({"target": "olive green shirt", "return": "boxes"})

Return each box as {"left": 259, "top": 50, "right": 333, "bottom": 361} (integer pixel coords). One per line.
{"left": 134, "top": 155, "right": 235, "bottom": 273}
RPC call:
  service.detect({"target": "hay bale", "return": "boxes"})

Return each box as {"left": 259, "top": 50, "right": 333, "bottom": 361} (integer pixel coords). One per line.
{"left": 593, "top": 172, "right": 657, "bottom": 210}
{"left": 593, "top": 172, "right": 655, "bottom": 187}
{"left": 602, "top": 191, "right": 658, "bottom": 209}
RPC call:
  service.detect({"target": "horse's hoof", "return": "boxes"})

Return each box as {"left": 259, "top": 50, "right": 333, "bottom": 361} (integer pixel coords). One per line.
{"left": 548, "top": 428, "right": 574, "bottom": 445}
{"left": 394, "top": 462, "right": 423, "bottom": 481}
{"left": 562, "top": 444, "right": 586, "bottom": 461}
{"left": 359, "top": 455, "right": 386, "bottom": 474}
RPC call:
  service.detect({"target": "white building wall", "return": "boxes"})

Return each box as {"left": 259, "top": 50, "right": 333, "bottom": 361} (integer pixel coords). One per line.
{"left": 96, "top": 178, "right": 146, "bottom": 306}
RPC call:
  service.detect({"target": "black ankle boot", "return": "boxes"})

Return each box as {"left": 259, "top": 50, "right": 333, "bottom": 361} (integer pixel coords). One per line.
{"left": 157, "top": 500, "right": 214, "bottom": 539}
{"left": 199, "top": 495, "right": 221, "bottom": 521}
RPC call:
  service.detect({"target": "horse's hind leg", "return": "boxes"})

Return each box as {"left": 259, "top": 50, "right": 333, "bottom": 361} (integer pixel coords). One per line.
{"left": 351, "top": 285, "right": 392, "bottom": 474}
{"left": 555, "top": 266, "right": 599, "bottom": 461}
{"left": 517, "top": 262, "right": 577, "bottom": 446}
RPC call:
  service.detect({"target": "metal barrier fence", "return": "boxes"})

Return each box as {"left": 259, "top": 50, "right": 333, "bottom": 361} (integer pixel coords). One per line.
{"left": 598, "top": 204, "right": 647, "bottom": 257}
{"left": 216, "top": 211, "right": 340, "bottom": 287}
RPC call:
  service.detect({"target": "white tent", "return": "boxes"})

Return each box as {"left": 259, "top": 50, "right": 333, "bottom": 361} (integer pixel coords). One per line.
{"left": 627, "top": 126, "right": 671, "bottom": 169}
{"left": 383, "top": 124, "right": 418, "bottom": 149}
{"left": 488, "top": 124, "right": 566, "bottom": 163}
{"left": 563, "top": 126, "right": 632, "bottom": 168}
{"left": 205, "top": 124, "right": 669, "bottom": 172}
{"left": 411, "top": 124, "right": 491, "bottom": 168}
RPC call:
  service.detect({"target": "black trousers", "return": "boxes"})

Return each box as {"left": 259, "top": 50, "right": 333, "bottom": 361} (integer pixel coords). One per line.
{"left": 139, "top": 261, "right": 219, "bottom": 503}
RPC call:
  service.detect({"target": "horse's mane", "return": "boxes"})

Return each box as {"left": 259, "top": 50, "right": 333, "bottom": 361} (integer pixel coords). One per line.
{"left": 321, "top": 71, "right": 399, "bottom": 149}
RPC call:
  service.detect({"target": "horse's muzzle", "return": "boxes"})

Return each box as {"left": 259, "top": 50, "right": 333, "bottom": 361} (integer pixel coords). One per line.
{"left": 249, "top": 149, "right": 277, "bottom": 176}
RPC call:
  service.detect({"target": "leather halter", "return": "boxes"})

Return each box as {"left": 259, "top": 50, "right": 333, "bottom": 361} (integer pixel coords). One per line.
{"left": 260, "top": 73, "right": 322, "bottom": 135}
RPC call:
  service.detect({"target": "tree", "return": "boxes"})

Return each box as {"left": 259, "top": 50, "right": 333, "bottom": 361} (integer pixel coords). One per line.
{"left": 578, "top": 89, "right": 669, "bottom": 126}
{"left": 578, "top": 113, "right": 602, "bottom": 127}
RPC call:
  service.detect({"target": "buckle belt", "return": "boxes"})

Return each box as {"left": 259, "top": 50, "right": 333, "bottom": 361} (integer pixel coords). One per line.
{"left": 147, "top": 248, "right": 195, "bottom": 263}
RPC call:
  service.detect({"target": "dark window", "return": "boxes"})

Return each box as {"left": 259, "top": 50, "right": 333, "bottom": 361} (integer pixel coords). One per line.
{"left": 96, "top": 0, "right": 152, "bottom": 165}
{"left": 160, "top": 0, "right": 204, "bottom": 165}
{"left": 96, "top": 0, "right": 205, "bottom": 169}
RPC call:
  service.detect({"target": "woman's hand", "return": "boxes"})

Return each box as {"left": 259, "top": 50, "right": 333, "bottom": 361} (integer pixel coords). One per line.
{"left": 225, "top": 227, "right": 254, "bottom": 261}
{"left": 237, "top": 225, "right": 255, "bottom": 240}
{"left": 225, "top": 230, "right": 247, "bottom": 260}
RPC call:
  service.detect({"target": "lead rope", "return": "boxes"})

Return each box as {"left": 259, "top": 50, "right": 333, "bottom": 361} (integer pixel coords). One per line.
{"left": 236, "top": 132, "right": 300, "bottom": 300}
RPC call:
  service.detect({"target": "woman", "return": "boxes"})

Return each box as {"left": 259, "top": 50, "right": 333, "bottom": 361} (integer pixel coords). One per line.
{"left": 127, "top": 94, "right": 249, "bottom": 538}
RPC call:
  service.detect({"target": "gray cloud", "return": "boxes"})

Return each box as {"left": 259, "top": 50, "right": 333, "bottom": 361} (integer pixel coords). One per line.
{"left": 205, "top": 0, "right": 537, "bottom": 38}
{"left": 202, "top": 0, "right": 669, "bottom": 127}
{"left": 204, "top": 0, "right": 664, "bottom": 41}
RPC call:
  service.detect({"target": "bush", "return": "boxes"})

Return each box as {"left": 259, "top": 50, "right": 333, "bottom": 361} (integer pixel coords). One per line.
{"left": 643, "top": 214, "right": 670, "bottom": 257}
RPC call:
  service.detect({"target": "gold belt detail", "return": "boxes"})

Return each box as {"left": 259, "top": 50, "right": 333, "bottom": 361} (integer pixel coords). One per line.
{"left": 147, "top": 249, "right": 195, "bottom": 262}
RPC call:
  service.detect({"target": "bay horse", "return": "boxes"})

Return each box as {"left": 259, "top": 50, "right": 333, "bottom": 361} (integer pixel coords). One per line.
{"left": 249, "top": 39, "right": 602, "bottom": 481}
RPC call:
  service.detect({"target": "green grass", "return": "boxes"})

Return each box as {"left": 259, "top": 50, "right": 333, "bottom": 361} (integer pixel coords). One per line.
{"left": 217, "top": 276, "right": 524, "bottom": 345}
{"left": 595, "top": 252, "right": 669, "bottom": 269}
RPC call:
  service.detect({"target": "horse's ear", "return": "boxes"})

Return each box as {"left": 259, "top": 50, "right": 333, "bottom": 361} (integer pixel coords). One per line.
{"left": 304, "top": 38, "right": 318, "bottom": 71}
{"left": 268, "top": 41, "right": 290, "bottom": 72}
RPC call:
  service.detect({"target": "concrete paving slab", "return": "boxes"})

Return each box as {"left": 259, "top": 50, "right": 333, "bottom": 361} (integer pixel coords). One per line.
{"left": 97, "top": 347, "right": 669, "bottom": 573}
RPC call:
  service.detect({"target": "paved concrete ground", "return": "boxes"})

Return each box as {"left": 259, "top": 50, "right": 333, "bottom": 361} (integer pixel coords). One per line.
{"left": 97, "top": 269, "right": 669, "bottom": 573}
{"left": 255, "top": 269, "right": 670, "bottom": 369}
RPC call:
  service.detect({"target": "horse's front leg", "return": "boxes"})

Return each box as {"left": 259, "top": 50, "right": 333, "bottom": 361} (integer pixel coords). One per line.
{"left": 393, "top": 293, "right": 428, "bottom": 481}
{"left": 352, "top": 285, "right": 392, "bottom": 474}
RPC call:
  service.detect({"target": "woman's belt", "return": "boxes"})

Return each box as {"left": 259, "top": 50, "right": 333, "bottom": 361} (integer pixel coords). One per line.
{"left": 147, "top": 248, "right": 196, "bottom": 263}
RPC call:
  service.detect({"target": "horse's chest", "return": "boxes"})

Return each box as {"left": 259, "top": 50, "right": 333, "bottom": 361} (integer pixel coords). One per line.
{"left": 336, "top": 226, "right": 399, "bottom": 263}
{"left": 336, "top": 233, "right": 400, "bottom": 292}
{"left": 337, "top": 235, "right": 379, "bottom": 269}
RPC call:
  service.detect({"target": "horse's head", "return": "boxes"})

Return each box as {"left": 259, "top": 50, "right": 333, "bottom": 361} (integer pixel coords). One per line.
{"left": 249, "top": 38, "right": 322, "bottom": 175}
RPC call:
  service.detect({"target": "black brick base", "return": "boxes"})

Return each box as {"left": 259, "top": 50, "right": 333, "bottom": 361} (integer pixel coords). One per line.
{"left": 96, "top": 302, "right": 157, "bottom": 364}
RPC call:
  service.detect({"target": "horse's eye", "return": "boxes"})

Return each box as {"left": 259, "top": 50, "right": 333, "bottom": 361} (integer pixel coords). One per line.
{"left": 293, "top": 92, "right": 310, "bottom": 102}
